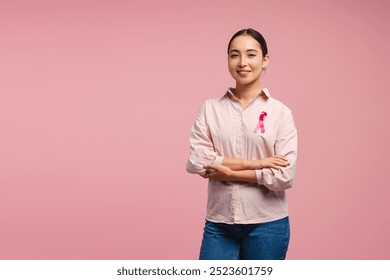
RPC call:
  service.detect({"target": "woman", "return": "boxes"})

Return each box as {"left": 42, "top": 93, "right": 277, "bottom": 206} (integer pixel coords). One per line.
{"left": 186, "top": 28, "right": 298, "bottom": 260}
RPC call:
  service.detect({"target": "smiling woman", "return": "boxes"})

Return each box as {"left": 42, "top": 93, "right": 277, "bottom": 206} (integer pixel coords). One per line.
{"left": 227, "top": 29, "right": 269, "bottom": 101}
{"left": 186, "top": 28, "right": 298, "bottom": 260}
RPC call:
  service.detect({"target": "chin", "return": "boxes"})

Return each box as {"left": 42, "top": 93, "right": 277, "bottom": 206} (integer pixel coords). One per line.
{"left": 234, "top": 75, "right": 261, "bottom": 85}
{"left": 234, "top": 78, "right": 256, "bottom": 85}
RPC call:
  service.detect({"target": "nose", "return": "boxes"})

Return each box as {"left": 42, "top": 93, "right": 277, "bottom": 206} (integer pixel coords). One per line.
{"left": 239, "top": 56, "right": 247, "bottom": 67}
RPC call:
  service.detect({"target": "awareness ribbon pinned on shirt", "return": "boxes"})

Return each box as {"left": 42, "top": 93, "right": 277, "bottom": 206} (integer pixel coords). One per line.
{"left": 253, "top": 111, "right": 267, "bottom": 134}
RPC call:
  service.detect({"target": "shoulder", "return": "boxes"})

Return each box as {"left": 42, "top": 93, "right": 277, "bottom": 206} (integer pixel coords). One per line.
{"left": 201, "top": 94, "right": 230, "bottom": 110}
{"left": 268, "top": 98, "right": 296, "bottom": 131}
{"left": 193, "top": 95, "right": 228, "bottom": 118}
{"left": 271, "top": 98, "right": 292, "bottom": 114}
{"left": 203, "top": 96, "right": 224, "bottom": 105}
{"left": 265, "top": 93, "right": 295, "bottom": 126}
{"left": 262, "top": 88, "right": 292, "bottom": 113}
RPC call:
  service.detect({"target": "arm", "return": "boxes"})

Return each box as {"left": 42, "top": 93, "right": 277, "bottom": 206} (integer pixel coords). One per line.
{"left": 202, "top": 164, "right": 258, "bottom": 183}
{"left": 220, "top": 156, "right": 290, "bottom": 171}
{"left": 185, "top": 101, "right": 275, "bottom": 175}
{"left": 255, "top": 108, "right": 298, "bottom": 191}
{"left": 186, "top": 101, "right": 221, "bottom": 175}
{"left": 202, "top": 155, "right": 290, "bottom": 183}
{"left": 204, "top": 108, "right": 298, "bottom": 191}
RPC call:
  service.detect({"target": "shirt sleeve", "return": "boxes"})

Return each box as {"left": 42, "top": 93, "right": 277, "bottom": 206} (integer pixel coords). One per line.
{"left": 255, "top": 107, "right": 298, "bottom": 191}
{"left": 186, "top": 101, "right": 224, "bottom": 175}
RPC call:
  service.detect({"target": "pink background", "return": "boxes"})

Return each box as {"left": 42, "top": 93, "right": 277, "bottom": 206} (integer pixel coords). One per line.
{"left": 1, "top": 0, "right": 389, "bottom": 259}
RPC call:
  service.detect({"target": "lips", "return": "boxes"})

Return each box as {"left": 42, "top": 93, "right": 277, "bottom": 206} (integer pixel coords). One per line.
{"left": 237, "top": 70, "right": 251, "bottom": 75}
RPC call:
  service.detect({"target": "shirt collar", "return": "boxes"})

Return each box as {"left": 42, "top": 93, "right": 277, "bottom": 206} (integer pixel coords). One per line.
{"left": 226, "top": 87, "right": 271, "bottom": 99}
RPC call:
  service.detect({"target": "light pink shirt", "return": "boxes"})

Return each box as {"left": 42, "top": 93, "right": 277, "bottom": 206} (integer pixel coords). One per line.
{"left": 186, "top": 88, "right": 298, "bottom": 224}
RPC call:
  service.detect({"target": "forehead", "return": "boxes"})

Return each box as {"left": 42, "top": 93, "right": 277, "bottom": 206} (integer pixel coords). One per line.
{"left": 229, "top": 35, "right": 261, "bottom": 51}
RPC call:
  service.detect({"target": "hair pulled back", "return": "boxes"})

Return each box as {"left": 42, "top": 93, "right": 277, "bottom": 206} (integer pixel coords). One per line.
{"left": 227, "top": 28, "right": 268, "bottom": 56}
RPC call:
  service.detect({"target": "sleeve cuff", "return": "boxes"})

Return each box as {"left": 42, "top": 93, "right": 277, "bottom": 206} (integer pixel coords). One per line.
{"left": 255, "top": 169, "right": 263, "bottom": 185}
{"left": 212, "top": 156, "right": 224, "bottom": 165}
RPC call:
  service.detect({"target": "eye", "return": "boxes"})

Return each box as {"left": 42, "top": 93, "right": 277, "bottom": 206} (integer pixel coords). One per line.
{"left": 248, "top": 54, "right": 256, "bottom": 57}
{"left": 230, "top": 54, "right": 239, "bottom": 58}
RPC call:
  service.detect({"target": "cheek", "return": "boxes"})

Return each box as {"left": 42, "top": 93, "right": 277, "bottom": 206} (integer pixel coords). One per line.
{"left": 227, "top": 62, "right": 236, "bottom": 73}
{"left": 252, "top": 59, "right": 263, "bottom": 68}
{"left": 227, "top": 59, "right": 235, "bottom": 68}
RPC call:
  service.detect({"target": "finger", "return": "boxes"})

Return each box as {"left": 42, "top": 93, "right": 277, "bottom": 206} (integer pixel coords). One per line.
{"left": 268, "top": 160, "right": 283, "bottom": 166}
{"left": 204, "top": 164, "right": 219, "bottom": 171}
{"left": 275, "top": 159, "right": 289, "bottom": 166}
{"left": 270, "top": 163, "right": 281, "bottom": 170}
{"left": 275, "top": 155, "right": 288, "bottom": 162}
{"left": 204, "top": 172, "right": 219, "bottom": 179}
{"left": 203, "top": 168, "right": 213, "bottom": 176}
{"left": 273, "top": 157, "right": 289, "bottom": 164}
{"left": 274, "top": 155, "right": 288, "bottom": 161}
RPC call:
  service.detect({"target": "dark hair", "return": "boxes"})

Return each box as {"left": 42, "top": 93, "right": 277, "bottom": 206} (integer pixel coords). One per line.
{"left": 227, "top": 28, "right": 268, "bottom": 56}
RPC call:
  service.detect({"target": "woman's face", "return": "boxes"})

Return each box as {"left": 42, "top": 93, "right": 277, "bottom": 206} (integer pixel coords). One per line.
{"left": 228, "top": 35, "right": 269, "bottom": 86}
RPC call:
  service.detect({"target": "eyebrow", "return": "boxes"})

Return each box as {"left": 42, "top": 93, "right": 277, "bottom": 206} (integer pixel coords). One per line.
{"left": 229, "top": 49, "right": 258, "bottom": 53}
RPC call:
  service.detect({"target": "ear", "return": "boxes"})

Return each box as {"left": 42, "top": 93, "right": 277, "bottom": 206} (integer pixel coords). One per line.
{"left": 263, "top": 54, "right": 270, "bottom": 68}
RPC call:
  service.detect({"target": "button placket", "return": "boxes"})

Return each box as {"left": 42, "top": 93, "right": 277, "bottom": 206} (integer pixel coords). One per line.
{"left": 232, "top": 186, "right": 240, "bottom": 222}
{"left": 235, "top": 109, "right": 244, "bottom": 156}
{"left": 233, "top": 108, "right": 244, "bottom": 223}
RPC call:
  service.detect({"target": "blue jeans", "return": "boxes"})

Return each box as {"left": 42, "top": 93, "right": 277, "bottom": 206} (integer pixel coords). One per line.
{"left": 199, "top": 217, "right": 290, "bottom": 260}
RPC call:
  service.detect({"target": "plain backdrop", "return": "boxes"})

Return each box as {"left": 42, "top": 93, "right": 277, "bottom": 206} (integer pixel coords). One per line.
{"left": 1, "top": 0, "right": 389, "bottom": 259}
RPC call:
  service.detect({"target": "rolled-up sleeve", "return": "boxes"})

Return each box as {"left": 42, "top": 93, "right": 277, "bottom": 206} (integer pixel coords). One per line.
{"left": 255, "top": 108, "right": 298, "bottom": 191}
{"left": 186, "top": 101, "right": 223, "bottom": 175}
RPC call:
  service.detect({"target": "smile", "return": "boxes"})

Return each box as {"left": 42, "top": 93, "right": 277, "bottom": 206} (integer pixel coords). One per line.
{"left": 237, "top": 70, "right": 251, "bottom": 75}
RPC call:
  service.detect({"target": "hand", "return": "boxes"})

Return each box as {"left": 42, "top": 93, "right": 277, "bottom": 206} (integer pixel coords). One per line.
{"left": 251, "top": 155, "right": 290, "bottom": 170}
{"left": 200, "top": 164, "right": 234, "bottom": 181}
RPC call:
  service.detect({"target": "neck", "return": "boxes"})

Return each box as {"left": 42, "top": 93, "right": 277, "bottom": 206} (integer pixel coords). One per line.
{"left": 233, "top": 82, "right": 262, "bottom": 101}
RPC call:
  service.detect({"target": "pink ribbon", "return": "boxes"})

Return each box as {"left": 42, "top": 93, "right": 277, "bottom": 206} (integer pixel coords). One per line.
{"left": 253, "top": 111, "right": 267, "bottom": 134}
